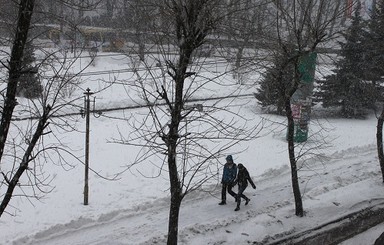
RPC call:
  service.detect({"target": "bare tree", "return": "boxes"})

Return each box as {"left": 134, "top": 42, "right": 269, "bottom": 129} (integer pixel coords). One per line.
{"left": 0, "top": 0, "right": 96, "bottom": 217}
{"left": 269, "top": 0, "right": 348, "bottom": 217}
{"left": 114, "top": 0, "right": 263, "bottom": 244}
{"left": 223, "top": 0, "right": 272, "bottom": 84}
{"left": 118, "top": 0, "right": 157, "bottom": 61}
{"left": 0, "top": 0, "right": 41, "bottom": 217}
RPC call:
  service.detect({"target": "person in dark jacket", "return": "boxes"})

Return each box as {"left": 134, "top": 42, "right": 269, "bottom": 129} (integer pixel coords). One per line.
{"left": 234, "top": 163, "right": 256, "bottom": 211}
{"left": 219, "top": 155, "right": 237, "bottom": 205}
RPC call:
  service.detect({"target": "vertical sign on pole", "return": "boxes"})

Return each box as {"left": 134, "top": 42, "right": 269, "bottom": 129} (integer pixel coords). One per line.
{"left": 289, "top": 52, "right": 317, "bottom": 142}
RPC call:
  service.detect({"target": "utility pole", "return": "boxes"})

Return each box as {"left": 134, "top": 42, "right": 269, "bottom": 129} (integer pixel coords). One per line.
{"left": 82, "top": 88, "right": 94, "bottom": 205}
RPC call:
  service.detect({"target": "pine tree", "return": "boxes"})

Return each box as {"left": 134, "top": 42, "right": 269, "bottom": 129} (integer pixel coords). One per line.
{"left": 255, "top": 54, "right": 295, "bottom": 115}
{"left": 370, "top": 0, "right": 384, "bottom": 185}
{"left": 316, "top": 1, "right": 374, "bottom": 118}
{"left": 365, "top": 0, "right": 384, "bottom": 84}
{"left": 16, "top": 41, "right": 43, "bottom": 99}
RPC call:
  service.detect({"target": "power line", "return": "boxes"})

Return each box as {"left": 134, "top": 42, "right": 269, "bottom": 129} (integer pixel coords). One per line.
{"left": 60, "top": 55, "right": 257, "bottom": 77}
{"left": 12, "top": 93, "right": 255, "bottom": 121}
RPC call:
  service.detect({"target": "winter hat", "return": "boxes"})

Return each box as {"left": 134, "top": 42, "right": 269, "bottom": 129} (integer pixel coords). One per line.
{"left": 238, "top": 163, "right": 244, "bottom": 169}
{"left": 226, "top": 155, "right": 233, "bottom": 162}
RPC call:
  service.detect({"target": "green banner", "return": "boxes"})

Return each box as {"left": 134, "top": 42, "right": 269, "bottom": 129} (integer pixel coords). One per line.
{"left": 289, "top": 51, "right": 317, "bottom": 142}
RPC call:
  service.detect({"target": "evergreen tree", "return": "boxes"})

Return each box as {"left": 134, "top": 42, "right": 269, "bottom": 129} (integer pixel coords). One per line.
{"left": 365, "top": 0, "right": 384, "bottom": 84}
{"left": 370, "top": 0, "right": 384, "bottom": 186}
{"left": 16, "top": 41, "right": 43, "bottom": 99}
{"left": 316, "top": 1, "right": 374, "bottom": 118}
{"left": 255, "top": 54, "right": 295, "bottom": 115}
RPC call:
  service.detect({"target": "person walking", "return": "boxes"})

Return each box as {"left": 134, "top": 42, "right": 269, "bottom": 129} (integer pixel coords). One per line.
{"left": 234, "top": 163, "right": 256, "bottom": 211}
{"left": 219, "top": 155, "right": 237, "bottom": 205}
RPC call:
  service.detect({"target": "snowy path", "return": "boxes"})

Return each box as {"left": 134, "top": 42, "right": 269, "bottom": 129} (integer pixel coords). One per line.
{"left": 9, "top": 144, "right": 383, "bottom": 245}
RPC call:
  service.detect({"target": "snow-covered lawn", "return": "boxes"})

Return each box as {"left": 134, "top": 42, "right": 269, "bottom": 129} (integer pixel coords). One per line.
{"left": 0, "top": 52, "right": 382, "bottom": 244}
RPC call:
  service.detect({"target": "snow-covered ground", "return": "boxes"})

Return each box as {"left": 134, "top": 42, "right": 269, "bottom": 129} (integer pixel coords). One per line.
{"left": 0, "top": 52, "right": 383, "bottom": 244}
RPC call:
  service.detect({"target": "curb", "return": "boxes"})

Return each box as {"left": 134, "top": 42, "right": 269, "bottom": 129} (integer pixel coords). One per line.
{"left": 265, "top": 202, "right": 384, "bottom": 245}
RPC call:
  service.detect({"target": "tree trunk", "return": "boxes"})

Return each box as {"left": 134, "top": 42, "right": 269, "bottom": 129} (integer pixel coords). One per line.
{"left": 285, "top": 97, "right": 304, "bottom": 217}
{"left": 135, "top": 30, "right": 145, "bottom": 62}
{"left": 235, "top": 46, "right": 243, "bottom": 71}
{"left": 167, "top": 160, "right": 182, "bottom": 245}
{"left": 0, "top": 106, "right": 50, "bottom": 217}
{"left": 277, "top": 94, "right": 285, "bottom": 115}
{"left": 0, "top": 0, "right": 35, "bottom": 163}
{"left": 274, "top": 55, "right": 304, "bottom": 217}
{"left": 377, "top": 105, "right": 384, "bottom": 182}
{"left": 283, "top": 59, "right": 304, "bottom": 217}
{"left": 165, "top": 40, "right": 191, "bottom": 245}
{"left": 167, "top": 198, "right": 181, "bottom": 245}
{"left": 162, "top": 1, "right": 214, "bottom": 242}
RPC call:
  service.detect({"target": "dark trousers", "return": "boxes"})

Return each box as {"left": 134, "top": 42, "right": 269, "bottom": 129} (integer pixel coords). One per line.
{"left": 236, "top": 185, "right": 249, "bottom": 206}
{"left": 221, "top": 183, "right": 236, "bottom": 202}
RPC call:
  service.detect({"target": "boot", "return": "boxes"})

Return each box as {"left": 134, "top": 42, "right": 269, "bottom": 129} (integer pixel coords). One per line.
{"left": 218, "top": 201, "right": 226, "bottom": 205}
{"left": 234, "top": 206, "right": 240, "bottom": 211}
{"left": 245, "top": 198, "right": 250, "bottom": 205}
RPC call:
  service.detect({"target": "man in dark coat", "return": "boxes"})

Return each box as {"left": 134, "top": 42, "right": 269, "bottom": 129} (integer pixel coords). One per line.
{"left": 219, "top": 155, "right": 237, "bottom": 205}
{"left": 234, "top": 163, "right": 256, "bottom": 211}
